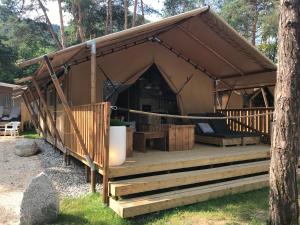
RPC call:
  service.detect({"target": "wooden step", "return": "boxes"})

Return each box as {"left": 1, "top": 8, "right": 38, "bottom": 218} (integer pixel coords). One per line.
{"left": 109, "top": 160, "right": 269, "bottom": 197}
{"left": 108, "top": 146, "right": 270, "bottom": 178}
{"left": 109, "top": 174, "right": 269, "bottom": 218}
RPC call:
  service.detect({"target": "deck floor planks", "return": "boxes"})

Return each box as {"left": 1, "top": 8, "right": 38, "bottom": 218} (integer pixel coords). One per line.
{"left": 108, "top": 144, "right": 270, "bottom": 178}
{"left": 109, "top": 160, "right": 270, "bottom": 197}
{"left": 109, "top": 174, "right": 270, "bottom": 218}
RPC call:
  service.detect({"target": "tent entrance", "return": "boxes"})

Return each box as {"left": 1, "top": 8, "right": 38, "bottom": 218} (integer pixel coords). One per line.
{"left": 113, "top": 64, "right": 179, "bottom": 124}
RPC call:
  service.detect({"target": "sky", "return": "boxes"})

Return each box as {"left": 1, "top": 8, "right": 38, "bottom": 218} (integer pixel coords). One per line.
{"left": 42, "top": 0, "right": 165, "bottom": 26}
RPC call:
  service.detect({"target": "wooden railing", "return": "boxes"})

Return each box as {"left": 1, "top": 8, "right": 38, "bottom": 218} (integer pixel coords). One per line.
{"left": 217, "top": 107, "right": 274, "bottom": 143}
{"left": 64, "top": 102, "right": 110, "bottom": 169}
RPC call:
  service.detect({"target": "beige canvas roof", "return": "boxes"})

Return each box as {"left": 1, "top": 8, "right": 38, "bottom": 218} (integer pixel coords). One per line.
{"left": 17, "top": 6, "right": 277, "bottom": 114}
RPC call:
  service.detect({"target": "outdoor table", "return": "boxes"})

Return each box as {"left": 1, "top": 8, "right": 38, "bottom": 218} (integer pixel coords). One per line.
{"left": 133, "top": 131, "right": 167, "bottom": 152}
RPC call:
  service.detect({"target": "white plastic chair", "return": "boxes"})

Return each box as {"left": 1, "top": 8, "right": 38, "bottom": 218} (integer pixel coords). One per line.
{"left": 2, "top": 106, "right": 20, "bottom": 121}
{"left": 4, "top": 122, "right": 20, "bottom": 136}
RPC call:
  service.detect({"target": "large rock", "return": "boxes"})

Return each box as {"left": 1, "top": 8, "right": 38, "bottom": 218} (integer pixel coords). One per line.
{"left": 20, "top": 172, "right": 59, "bottom": 225}
{"left": 15, "top": 140, "right": 40, "bottom": 157}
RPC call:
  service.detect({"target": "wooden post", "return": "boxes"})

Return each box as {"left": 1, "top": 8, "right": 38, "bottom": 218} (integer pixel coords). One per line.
{"left": 261, "top": 87, "right": 269, "bottom": 108}
{"left": 43, "top": 55, "right": 95, "bottom": 174}
{"left": 27, "top": 87, "right": 52, "bottom": 138}
{"left": 225, "top": 91, "right": 233, "bottom": 109}
{"left": 31, "top": 78, "right": 65, "bottom": 151}
{"left": 54, "top": 90, "right": 58, "bottom": 148}
{"left": 102, "top": 102, "right": 111, "bottom": 205}
{"left": 88, "top": 40, "right": 97, "bottom": 193}
{"left": 22, "top": 92, "right": 43, "bottom": 135}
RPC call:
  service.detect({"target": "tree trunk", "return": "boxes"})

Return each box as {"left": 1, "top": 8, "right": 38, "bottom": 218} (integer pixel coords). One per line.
{"left": 269, "top": 0, "right": 300, "bottom": 225}
{"left": 124, "top": 0, "right": 128, "bottom": 29}
{"left": 57, "top": 0, "right": 66, "bottom": 48}
{"left": 140, "top": 0, "right": 145, "bottom": 24}
{"left": 76, "top": 0, "right": 86, "bottom": 42}
{"left": 132, "top": 0, "right": 138, "bottom": 27}
{"left": 105, "top": 0, "right": 113, "bottom": 34}
{"left": 37, "top": 0, "right": 62, "bottom": 49}
{"left": 251, "top": 0, "right": 258, "bottom": 45}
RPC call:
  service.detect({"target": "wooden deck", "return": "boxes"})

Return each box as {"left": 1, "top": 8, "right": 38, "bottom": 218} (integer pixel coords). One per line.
{"left": 108, "top": 144, "right": 271, "bottom": 218}
{"left": 107, "top": 144, "right": 270, "bottom": 178}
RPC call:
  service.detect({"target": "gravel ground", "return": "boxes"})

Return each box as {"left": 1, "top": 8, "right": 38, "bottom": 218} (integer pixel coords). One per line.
{"left": 37, "top": 139, "right": 102, "bottom": 198}
{"left": 0, "top": 137, "right": 102, "bottom": 225}
{"left": 0, "top": 137, "right": 42, "bottom": 225}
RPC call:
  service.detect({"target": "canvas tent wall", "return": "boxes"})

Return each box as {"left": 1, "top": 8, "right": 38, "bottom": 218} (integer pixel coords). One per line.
{"left": 0, "top": 82, "right": 22, "bottom": 114}
{"left": 17, "top": 6, "right": 277, "bottom": 116}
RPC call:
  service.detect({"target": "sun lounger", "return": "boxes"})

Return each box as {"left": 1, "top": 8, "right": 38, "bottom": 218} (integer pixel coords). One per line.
{"left": 191, "top": 113, "right": 260, "bottom": 147}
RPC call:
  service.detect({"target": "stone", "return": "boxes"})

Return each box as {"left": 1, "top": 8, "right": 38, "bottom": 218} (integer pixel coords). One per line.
{"left": 15, "top": 140, "right": 40, "bottom": 157}
{"left": 20, "top": 172, "right": 59, "bottom": 225}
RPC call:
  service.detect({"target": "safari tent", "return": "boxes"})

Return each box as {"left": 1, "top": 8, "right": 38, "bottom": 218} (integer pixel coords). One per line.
{"left": 17, "top": 7, "right": 276, "bottom": 218}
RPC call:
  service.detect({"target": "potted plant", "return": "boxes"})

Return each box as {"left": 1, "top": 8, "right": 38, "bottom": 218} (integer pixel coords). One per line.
{"left": 109, "top": 119, "right": 127, "bottom": 166}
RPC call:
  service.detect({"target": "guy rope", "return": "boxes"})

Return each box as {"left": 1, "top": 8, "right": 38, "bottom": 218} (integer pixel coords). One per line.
{"left": 110, "top": 106, "right": 273, "bottom": 120}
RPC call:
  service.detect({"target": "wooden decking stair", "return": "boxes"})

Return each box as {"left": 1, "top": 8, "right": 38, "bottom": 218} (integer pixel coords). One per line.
{"left": 109, "top": 158, "right": 271, "bottom": 218}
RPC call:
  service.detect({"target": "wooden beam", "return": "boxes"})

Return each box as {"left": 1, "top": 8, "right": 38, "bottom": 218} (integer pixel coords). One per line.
{"left": 225, "top": 91, "right": 233, "bottom": 109}
{"left": 15, "top": 76, "right": 34, "bottom": 84}
{"left": 27, "top": 87, "right": 52, "bottom": 138}
{"left": 219, "top": 69, "right": 276, "bottom": 80}
{"left": 22, "top": 92, "right": 43, "bottom": 135}
{"left": 216, "top": 84, "right": 275, "bottom": 93}
{"left": 31, "top": 78, "right": 65, "bottom": 151}
{"left": 43, "top": 55, "right": 94, "bottom": 170}
{"left": 261, "top": 88, "right": 269, "bottom": 108}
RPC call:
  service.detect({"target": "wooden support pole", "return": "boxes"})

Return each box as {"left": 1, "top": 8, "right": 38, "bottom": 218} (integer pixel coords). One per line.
{"left": 225, "top": 91, "right": 233, "bottom": 109}
{"left": 22, "top": 92, "right": 43, "bottom": 135}
{"left": 88, "top": 40, "right": 97, "bottom": 193}
{"left": 54, "top": 90, "right": 58, "bottom": 148}
{"left": 31, "top": 78, "right": 65, "bottom": 151}
{"left": 261, "top": 87, "right": 269, "bottom": 108}
{"left": 102, "top": 102, "right": 111, "bottom": 205}
{"left": 43, "top": 55, "right": 95, "bottom": 172}
{"left": 27, "top": 87, "right": 52, "bottom": 138}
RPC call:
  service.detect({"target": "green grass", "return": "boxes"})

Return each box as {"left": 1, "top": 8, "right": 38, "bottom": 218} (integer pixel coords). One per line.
{"left": 21, "top": 130, "right": 40, "bottom": 139}
{"left": 52, "top": 187, "right": 271, "bottom": 225}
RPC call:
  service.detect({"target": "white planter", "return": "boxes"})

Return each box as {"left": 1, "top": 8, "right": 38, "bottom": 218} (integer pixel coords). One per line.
{"left": 109, "top": 126, "right": 126, "bottom": 166}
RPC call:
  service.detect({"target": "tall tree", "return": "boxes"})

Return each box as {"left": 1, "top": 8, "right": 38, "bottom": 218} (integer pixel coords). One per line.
{"left": 124, "top": 0, "right": 128, "bottom": 29}
{"left": 72, "top": 0, "right": 86, "bottom": 42}
{"left": 0, "top": 36, "right": 19, "bottom": 83}
{"left": 132, "top": 0, "right": 138, "bottom": 27}
{"left": 140, "top": 0, "right": 144, "bottom": 24}
{"left": 57, "top": 0, "right": 66, "bottom": 48}
{"left": 37, "top": 0, "right": 62, "bottom": 49}
{"left": 269, "top": 0, "right": 300, "bottom": 224}
{"left": 163, "top": 0, "right": 205, "bottom": 17}
{"left": 219, "top": 0, "right": 279, "bottom": 60}
{"left": 105, "top": 0, "right": 113, "bottom": 34}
